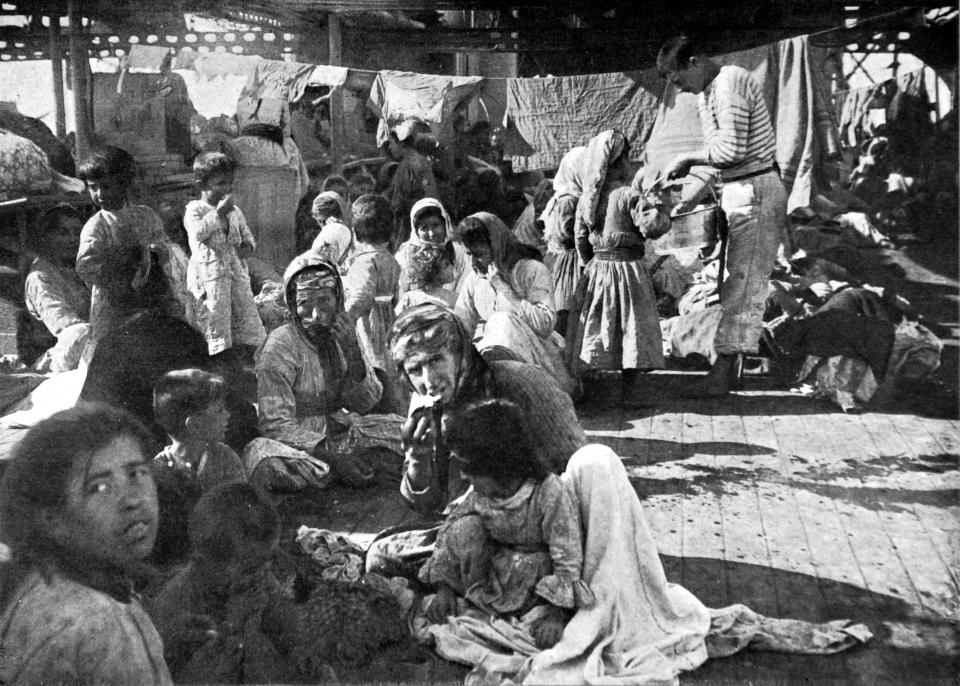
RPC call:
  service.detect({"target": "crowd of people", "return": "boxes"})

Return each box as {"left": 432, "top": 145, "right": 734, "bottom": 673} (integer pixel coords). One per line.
{"left": 3, "top": 31, "right": 950, "bottom": 684}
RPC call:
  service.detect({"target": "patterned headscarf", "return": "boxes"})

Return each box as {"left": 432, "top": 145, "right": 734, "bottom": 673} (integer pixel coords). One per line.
{"left": 389, "top": 304, "right": 476, "bottom": 393}
{"left": 281, "top": 252, "right": 344, "bottom": 332}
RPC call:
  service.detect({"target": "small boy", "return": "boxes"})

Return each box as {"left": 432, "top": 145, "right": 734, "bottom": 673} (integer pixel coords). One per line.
{"left": 185, "top": 152, "right": 266, "bottom": 356}
{"left": 75, "top": 146, "right": 169, "bottom": 344}
{"left": 150, "top": 368, "right": 247, "bottom": 564}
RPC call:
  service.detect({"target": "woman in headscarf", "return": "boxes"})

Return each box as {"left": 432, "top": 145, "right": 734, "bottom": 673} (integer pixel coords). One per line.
{"left": 567, "top": 184, "right": 670, "bottom": 405}
{"left": 394, "top": 197, "right": 470, "bottom": 298}
{"left": 540, "top": 130, "right": 630, "bottom": 335}
{"left": 453, "top": 212, "right": 575, "bottom": 396}
{"left": 247, "top": 252, "right": 404, "bottom": 492}
{"left": 364, "top": 303, "right": 586, "bottom": 580}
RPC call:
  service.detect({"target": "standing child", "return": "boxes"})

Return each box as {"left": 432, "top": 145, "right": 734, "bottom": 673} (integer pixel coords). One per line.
{"left": 75, "top": 146, "right": 169, "bottom": 345}
{"left": 419, "top": 398, "right": 593, "bottom": 649}
{"left": 150, "top": 368, "right": 247, "bottom": 564}
{"left": 343, "top": 194, "right": 402, "bottom": 413}
{"left": 184, "top": 152, "right": 266, "bottom": 356}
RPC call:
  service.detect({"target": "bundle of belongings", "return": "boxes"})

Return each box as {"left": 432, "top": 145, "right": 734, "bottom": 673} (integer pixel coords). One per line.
{"left": 0, "top": 127, "right": 84, "bottom": 200}
{"left": 657, "top": 243, "right": 943, "bottom": 413}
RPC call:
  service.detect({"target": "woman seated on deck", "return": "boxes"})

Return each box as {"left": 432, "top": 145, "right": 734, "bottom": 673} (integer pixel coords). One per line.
{"left": 248, "top": 252, "right": 405, "bottom": 492}
{"left": 22, "top": 204, "right": 91, "bottom": 374}
{"left": 453, "top": 212, "right": 576, "bottom": 396}
{"left": 0, "top": 403, "right": 171, "bottom": 685}
{"left": 413, "top": 404, "right": 873, "bottom": 685}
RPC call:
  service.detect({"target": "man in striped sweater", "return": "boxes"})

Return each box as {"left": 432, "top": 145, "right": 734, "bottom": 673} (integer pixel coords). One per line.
{"left": 658, "top": 35, "right": 789, "bottom": 397}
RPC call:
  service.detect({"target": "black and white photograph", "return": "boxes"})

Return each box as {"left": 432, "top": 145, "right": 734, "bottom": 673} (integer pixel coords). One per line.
{"left": 0, "top": 1, "right": 956, "bottom": 683}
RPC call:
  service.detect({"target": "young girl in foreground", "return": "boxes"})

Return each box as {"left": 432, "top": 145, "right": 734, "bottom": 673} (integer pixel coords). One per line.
{"left": 0, "top": 403, "right": 171, "bottom": 685}
{"left": 419, "top": 398, "right": 593, "bottom": 649}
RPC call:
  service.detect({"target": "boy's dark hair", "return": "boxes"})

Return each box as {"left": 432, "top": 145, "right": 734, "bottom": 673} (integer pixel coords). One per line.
{"left": 0, "top": 403, "right": 153, "bottom": 564}
{"left": 352, "top": 193, "right": 394, "bottom": 243}
{"left": 193, "top": 151, "right": 237, "bottom": 186}
{"left": 77, "top": 145, "right": 136, "bottom": 186}
{"left": 656, "top": 34, "right": 696, "bottom": 77}
{"left": 153, "top": 368, "right": 227, "bottom": 438}
{"left": 321, "top": 174, "right": 349, "bottom": 194}
{"left": 406, "top": 243, "right": 451, "bottom": 288}
{"left": 446, "top": 398, "right": 546, "bottom": 482}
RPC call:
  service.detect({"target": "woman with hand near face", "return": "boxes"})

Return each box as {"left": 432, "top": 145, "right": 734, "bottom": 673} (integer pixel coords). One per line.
{"left": 249, "top": 253, "right": 404, "bottom": 492}
{"left": 363, "top": 304, "right": 586, "bottom": 581}
{"left": 0, "top": 403, "right": 171, "bottom": 685}
{"left": 453, "top": 213, "right": 576, "bottom": 396}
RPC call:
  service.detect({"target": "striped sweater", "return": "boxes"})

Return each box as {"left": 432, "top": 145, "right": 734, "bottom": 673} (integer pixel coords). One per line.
{"left": 698, "top": 65, "right": 776, "bottom": 180}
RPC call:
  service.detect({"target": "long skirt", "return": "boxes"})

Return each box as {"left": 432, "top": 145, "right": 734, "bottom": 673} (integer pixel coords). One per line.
{"left": 546, "top": 248, "right": 579, "bottom": 312}
{"left": 568, "top": 257, "right": 665, "bottom": 372}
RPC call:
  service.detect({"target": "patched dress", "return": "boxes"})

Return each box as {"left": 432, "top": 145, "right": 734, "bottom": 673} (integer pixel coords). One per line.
{"left": 568, "top": 186, "right": 665, "bottom": 372}
{"left": 419, "top": 474, "right": 592, "bottom": 616}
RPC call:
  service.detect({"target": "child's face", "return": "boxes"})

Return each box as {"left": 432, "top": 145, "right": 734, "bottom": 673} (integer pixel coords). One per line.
{"left": 50, "top": 435, "right": 159, "bottom": 564}
{"left": 86, "top": 175, "right": 127, "bottom": 211}
{"left": 203, "top": 172, "right": 234, "bottom": 205}
{"left": 415, "top": 214, "right": 446, "bottom": 244}
{"left": 188, "top": 398, "right": 230, "bottom": 445}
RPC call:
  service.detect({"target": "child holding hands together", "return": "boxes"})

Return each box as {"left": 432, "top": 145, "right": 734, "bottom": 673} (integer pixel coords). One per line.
{"left": 185, "top": 152, "right": 265, "bottom": 356}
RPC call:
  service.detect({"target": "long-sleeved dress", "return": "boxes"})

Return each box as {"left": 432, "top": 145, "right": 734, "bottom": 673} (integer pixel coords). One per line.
{"left": 24, "top": 257, "right": 91, "bottom": 372}
{"left": 183, "top": 199, "right": 265, "bottom": 354}
{"left": 247, "top": 253, "right": 404, "bottom": 490}
{"left": 343, "top": 243, "right": 401, "bottom": 373}
{"left": 0, "top": 567, "right": 172, "bottom": 685}
{"left": 455, "top": 259, "right": 574, "bottom": 395}
{"left": 75, "top": 204, "right": 168, "bottom": 343}
{"left": 568, "top": 186, "right": 665, "bottom": 372}
{"left": 420, "top": 474, "right": 592, "bottom": 616}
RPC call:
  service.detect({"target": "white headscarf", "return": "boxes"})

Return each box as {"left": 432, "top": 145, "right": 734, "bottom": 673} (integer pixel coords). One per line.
{"left": 408, "top": 196, "right": 454, "bottom": 246}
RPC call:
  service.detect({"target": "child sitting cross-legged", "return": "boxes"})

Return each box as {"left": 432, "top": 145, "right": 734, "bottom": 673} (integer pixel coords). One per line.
{"left": 150, "top": 368, "right": 247, "bottom": 565}
{"left": 419, "top": 398, "right": 594, "bottom": 649}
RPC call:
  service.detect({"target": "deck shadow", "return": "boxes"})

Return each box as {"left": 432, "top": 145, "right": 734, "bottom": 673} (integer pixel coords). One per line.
{"left": 661, "top": 555, "right": 958, "bottom": 686}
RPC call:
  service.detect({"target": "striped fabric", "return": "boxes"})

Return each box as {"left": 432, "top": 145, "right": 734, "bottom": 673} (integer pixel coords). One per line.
{"left": 699, "top": 65, "right": 776, "bottom": 180}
